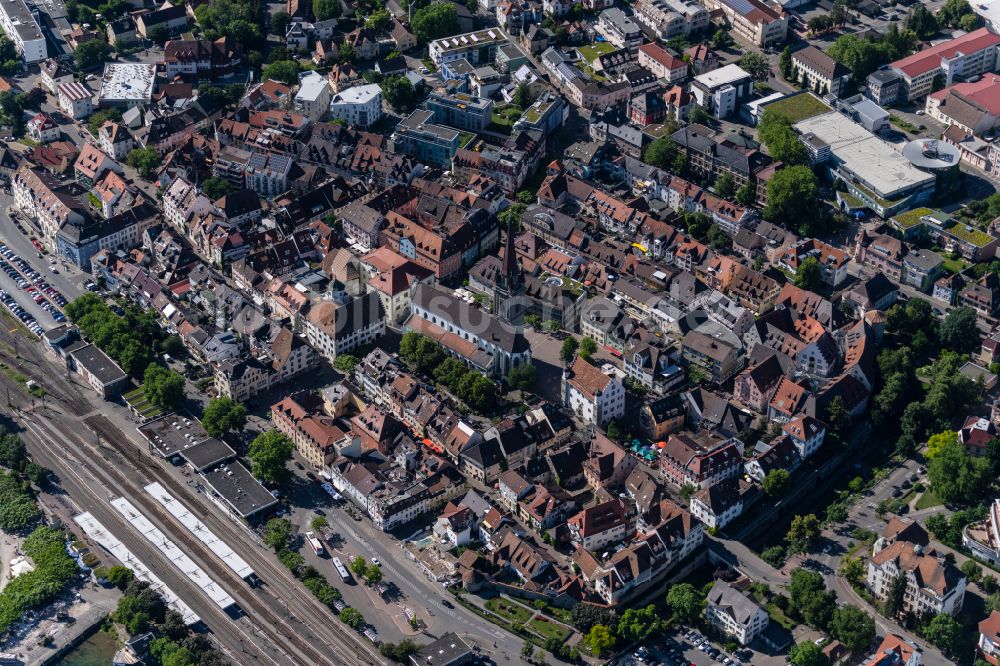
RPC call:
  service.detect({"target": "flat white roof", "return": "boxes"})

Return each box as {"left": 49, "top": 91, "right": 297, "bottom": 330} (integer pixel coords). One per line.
{"left": 976, "top": 0, "right": 1000, "bottom": 31}
{"left": 145, "top": 482, "right": 255, "bottom": 581}
{"left": 330, "top": 83, "right": 381, "bottom": 106}
{"left": 694, "top": 63, "right": 752, "bottom": 89}
{"left": 111, "top": 496, "right": 236, "bottom": 611}
{"left": 295, "top": 71, "right": 330, "bottom": 103}
{"left": 794, "top": 111, "right": 935, "bottom": 200}
{"left": 98, "top": 63, "right": 156, "bottom": 102}
{"left": 74, "top": 511, "right": 200, "bottom": 625}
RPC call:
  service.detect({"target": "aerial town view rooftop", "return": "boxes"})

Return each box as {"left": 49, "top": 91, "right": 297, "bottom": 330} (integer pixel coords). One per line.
{"left": 0, "top": 0, "right": 998, "bottom": 664}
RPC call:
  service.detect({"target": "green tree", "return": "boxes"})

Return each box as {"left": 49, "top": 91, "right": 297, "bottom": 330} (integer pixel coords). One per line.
{"left": 789, "top": 568, "right": 836, "bottom": 630}
{"left": 884, "top": 573, "right": 906, "bottom": 618}
{"left": 201, "top": 177, "right": 232, "bottom": 200}
{"left": 147, "top": 25, "right": 169, "bottom": 46}
{"left": 779, "top": 45, "right": 792, "bottom": 77}
{"left": 765, "top": 166, "right": 819, "bottom": 234}
{"left": 763, "top": 468, "right": 791, "bottom": 496}
{"left": 789, "top": 641, "right": 828, "bottom": 666}
{"left": 928, "top": 435, "right": 993, "bottom": 503}
{"left": 738, "top": 51, "right": 770, "bottom": 80}
{"left": 939, "top": 306, "right": 980, "bottom": 353}
{"left": 263, "top": 518, "right": 293, "bottom": 550}
{"left": 829, "top": 605, "right": 874, "bottom": 651}
{"left": 921, "top": 614, "right": 962, "bottom": 655}
{"left": 279, "top": 549, "right": 305, "bottom": 575}
{"left": 380, "top": 75, "right": 415, "bottom": 111}
{"left": 195, "top": 0, "right": 264, "bottom": 43}
{"left": 271, "top": 11, "right": 292, "bottom": 36}
{"left": 411, "top": 2, "right": 459, "bottom": 43}
{"left": 143, "top": 365, "right": 186, "bottom": 411}
{"left": 579, "top": 337, "right": 597, "bottom": 361}
{"left": 560, "top": 337, "right": 579, "bottom": 364}
{"left": 617, "top": 604, "right": 659, "bottom": 642}
{"left": 711, "top": 28, "right": 732, "bottom": 49}
{"left": 75, "top": 40, "right": 111, "bottom": 70}
{"left": 583, "top": 624, "right": 616, "bottom": 657}
{"left": 333, "top": 354, "right": 358, "bottom": 374}
{"left": 313, "top": 0, "right": 341, "bottom": 20}
{"left": 201, "top": 397, "right": 248, "bottom": 439}
{"left": 643, "top": 137, "right": 682, "bottom": 172}
{"left": 794, "top": 256, "right": 823, "bottom": 293}
{"left": 839, "top": 556, "right": 865, "bottom": 585}
{"left": 666, "top": 583, "right": 702, "bottom": 624}
{"left": 514, "top": 82, "right": 531, "bottom": 109}
{"left": 106, "top": 565, "right": 134, "bottom": 590}
{"left": 126, "top": 147, "right": 162, "bottom": 178}
{"left": 364, "top": 564, "right": 383, "bottom": 584}
{"left": 689, "top": 106, "right": 711, "bottom": 126}
{"left": 926, "top": 430, "right": 959, "bottom": 461}
{"left": 339, "top": 607, "right": 364, "bottom": 629}
{"left": 350, "top": 556, "right": 367, "bottom": 577}
{"left": 365, "top": 8, "right": 392, "bottom": 33}
{"left": 906, "top": 4, "right": 939, "bottom": 39}
{"left": 247, "top": 430, "right": 293, "bottom": 485}
{"left": 736, "top": 180, "right": 756, "bottom": 206}
{"left": 716, "top": 172, "right": 736, "bottom": 199}
{"left": 508, "top": 363, "right": 537, "bottom": 391}
{"left": 262, "top": 60, "right": 300, "bottom": 85}
{"left": 759, "top": 111, "right": 809, "bottom": 166}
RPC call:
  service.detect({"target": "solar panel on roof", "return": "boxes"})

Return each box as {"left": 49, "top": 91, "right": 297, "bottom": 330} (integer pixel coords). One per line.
{"left": 725, "top": 0, "right": 756, "bottom": 16}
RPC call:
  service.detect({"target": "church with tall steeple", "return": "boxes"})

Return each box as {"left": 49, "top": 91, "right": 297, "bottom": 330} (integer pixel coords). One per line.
{"left": 494, "top": 222, "right": 525, "bottom": 324}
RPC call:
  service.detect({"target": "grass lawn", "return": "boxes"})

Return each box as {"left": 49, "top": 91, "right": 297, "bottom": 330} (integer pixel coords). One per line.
{"left": 577, "top": 42, "right": 615, "bottom": 63}
{"left": 764, "top": 602, "right": 797, "bottom": 630}
{"left": 485, "top": 598, "right": 533, "bottom": 624}
{"left": 458, "top": 131, "right": 475, "bottom": 148}
{"left": 889, "top": 114, "right": 919, "bottom": 134}
{"left": 915, "top": 488, "right": 944, "bottom": 510}
{"left": 937, "top": 252, "right": 967, "bottom": 274}
{"left": 529, "top": 616, "right": 572, "bottom": 642}
{"left": 763, "top": 93, "right": 831, "bottom": 123}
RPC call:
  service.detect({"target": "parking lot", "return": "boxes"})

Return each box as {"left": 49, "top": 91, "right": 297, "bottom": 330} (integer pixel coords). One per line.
{"left": 0, "top": 241, "right": 72, "bottom": 334}
{"left": 614, "top": 626, "right": 790, "bottom": 666}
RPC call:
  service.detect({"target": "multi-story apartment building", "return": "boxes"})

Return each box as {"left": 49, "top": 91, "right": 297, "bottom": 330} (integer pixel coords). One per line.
{"left": 979, "top": 611, "right": 1000, "bottom": 666}
{"left": 452, "top": 129, "right": 544, "bottom": 194}
{"left": 294, "top": 71, "right": 332, "bottom": 122}
{"left": 791, "top": 46, "right": 852, "bottom": 97}
{"left": 303, "top": 293, "right": 386, "bottom": 362}
{"left": 57, "top": 82, "right": 93, "bottom": 120}
{"left": 660, "top": 433, "right": 743, "bottom": 489}
{"left": 562, "top": 355, "right": 625, "bottom": 425}
{"left": 701, "top": 0, "right": 786, "bottom": 46}
{"left": 596, "top": 8, "right": 643, "bottom": 50}
{"left": 244, "top": 151, "right": 293, "bottom": 199}
{"left": 633, "top": 0, "right": 709, "bottom": 38}
{"left": 706, "top": 581, "right": 769, "bottom": 646}
{"left": 427, "top": 91, "right": 494, "bottom": 132}
{"left": 681, "top": 329, "right": 742, "bottom": 383}
{"left": 886, "top": 28, "right": 1000, "bottom": 103}
{"left": 0, "top": 0, "right": 45, "bottom": 62}
{"left": 13, "top": 166, "right": 86, "bottom": 251}
{"left": 98, "top": 122, "right": 134, "bottom": 161}
{"left": 868, "top": 537, "right": 967, "bottom": 617}
{"left": 782, "top": 414, "right": 825, "bottom": 459}
{"left": 387, "top": 109, "right": 461, "bottom": 168}
{"left": 162, "top": 37, "right": 241, "bottom": 79}
{"left": 779, "top": 238, "right": 849, "bottom": 287}
{"left": 690, "top": 477, "right": 754, "bottom": 529}
{"left": 671, "top": 123, "right": 771, "bottom": 190}
{"left": 691, "top": 64, "right": 755, "bottom": 118}
{"left": 567, "top": 499, "right": 630, "bottom": 551}
{"left": 637, "top": 42, "right": 689, "bottom": 82}
{"left": 378, "top": 211, "right": 468, "bottom": 280}
{"left": 328, "top": 83, "right": 382, "bottom": 128}
{"left": 428, "top": 28, "right": 510, "bottom": 67}
{"left": 271, "top": 392, "right": 344, "bottom": 468}
{"left": 55, "top": 202, "right": 156, "bottom": 270}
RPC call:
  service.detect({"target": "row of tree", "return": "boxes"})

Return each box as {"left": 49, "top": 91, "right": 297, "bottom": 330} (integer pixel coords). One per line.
{"left": 399, "top": 332, "right": 498, "bottom": 414}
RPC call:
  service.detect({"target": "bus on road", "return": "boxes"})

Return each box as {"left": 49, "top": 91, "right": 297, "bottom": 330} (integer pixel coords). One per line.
{"left": 332, "top": 557, "right": 351, "bottom": 582}
{"left": 306, "top": 531, "right": 325, "bottom": 557}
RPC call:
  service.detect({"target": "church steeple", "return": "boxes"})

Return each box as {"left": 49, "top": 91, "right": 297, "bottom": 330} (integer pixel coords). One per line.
{"left": 500, "top": 221, "right": 521, "bottom": 288}
{"left": 494, "top": 220, "right": 524, "bottom": 323}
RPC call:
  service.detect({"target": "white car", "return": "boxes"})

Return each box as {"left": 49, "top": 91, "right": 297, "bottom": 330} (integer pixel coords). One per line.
{"left": 371, "top": 557, "right": 381, "bottom": 566}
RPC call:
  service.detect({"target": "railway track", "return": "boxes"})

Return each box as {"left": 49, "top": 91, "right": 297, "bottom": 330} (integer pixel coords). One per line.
{"left": 0, "top": 318, "right": 386, "bottom": 666}
{"left": 81, "top": 414, "right": 385, "bottom": 666}
{"left": 22, "top": 415, "right": 316, "bottom": 666}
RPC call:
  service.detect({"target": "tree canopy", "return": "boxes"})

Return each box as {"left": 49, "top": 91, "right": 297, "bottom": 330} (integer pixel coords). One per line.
{"left": 313, "top": 0, "right": 341, "bottom": 20}
{"left": 794, "top": 256, "right": 823, "bottom": 293}
{"left": 411, "top": 3, "right": 459, "bottom": 43}
{"left": 666, "top": 583, "right": 703, "bottom": 624}
{"left": 758, "top": 111, "right": 808, "bottom": 166}
{"left": 789, "top": 568, "right": 836, "bottom": 630}
{"left": 829, "top": 605, "right": 875, "bottom": 651}
{"left": 738, "top": 51, "right": 770, "bottom": 80}
{"left": 247, "top": 430, "right": 293, "bottom": 485}
{"left": 143, "top": 365, "right": 186, "bottom": 412}
{"left": 126, "top": 147, "right": 161, "bottom": 178}
{"left": 75, "top": 40, "right": 111, "bottom": 70}
{"left": 928, "top": 432, "right": 993, "bottom": 504}
{"left": 201, "top": 397, "right": 248, "bottom": 439}
{"left": 380, "top": 75, "right": 415, "bottom": 112}
{"left": 765, "top": 165, "right": 819, "bottom": 234}
{"left": 262, "top": 60, "right": 300, "bottom": 85}
{"left": 789, "top": 641, "right": 828, "bottom": 666}
{"left": 786, "top": 514, "right": 821, "bottom": 556}
{"left": 939, "top": 306, "right": 980, "bottom": 353}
